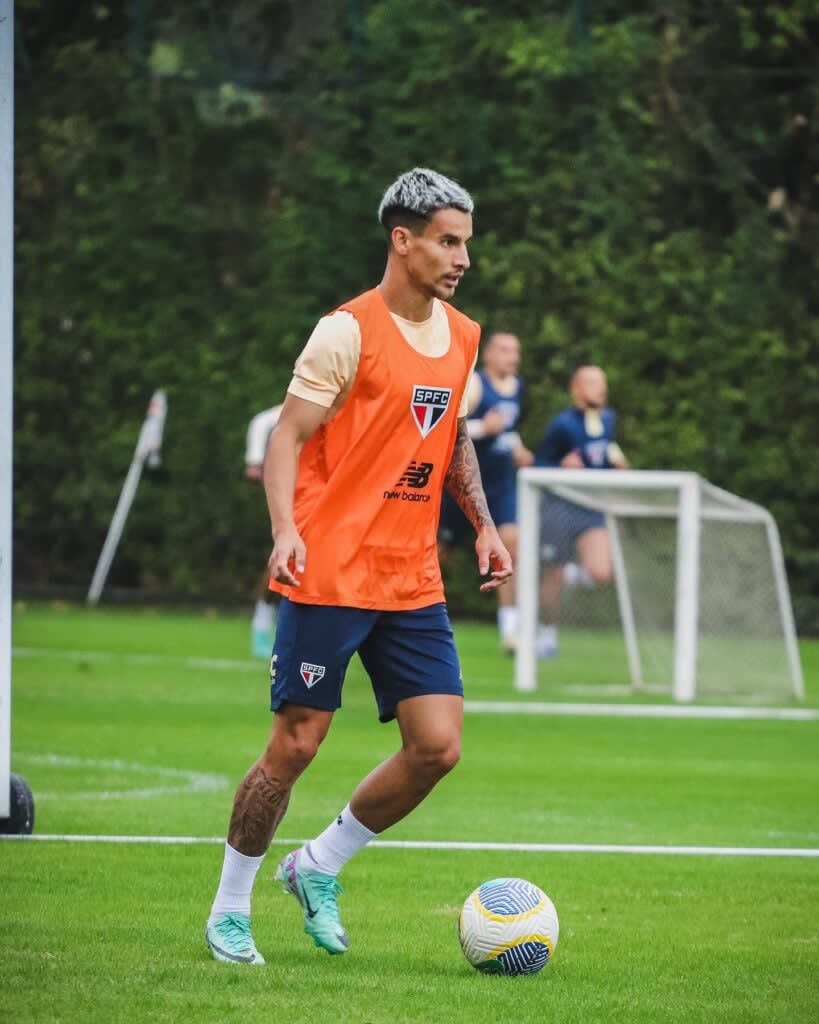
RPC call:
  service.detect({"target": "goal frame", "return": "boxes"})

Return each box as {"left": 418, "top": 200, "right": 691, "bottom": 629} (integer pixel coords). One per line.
{"left": 515, "top": 468, "right": 804, "bottom": 702}
{"left": 0, "top": 0, "right": 14, "bottom": 818}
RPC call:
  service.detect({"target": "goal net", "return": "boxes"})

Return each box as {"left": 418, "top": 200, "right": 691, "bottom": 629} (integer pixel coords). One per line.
{"left": 516, "top": 469, "right": 804, "bottom": 702}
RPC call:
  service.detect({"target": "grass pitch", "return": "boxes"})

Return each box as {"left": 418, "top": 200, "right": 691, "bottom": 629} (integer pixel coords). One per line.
{"left": 2, "top": 604, "right": 818, "bottom": 1023}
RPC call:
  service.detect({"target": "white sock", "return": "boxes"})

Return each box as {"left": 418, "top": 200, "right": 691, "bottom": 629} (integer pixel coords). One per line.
{"left": 302, "top": 804, "right": 377, "bottom": 876}
{"left": 252, "top": 600, "right": 274, "bottom": 632}
{"left": 564, "top": 563, "right": 594, "bottom": 589}
{"left": 498, "top": 606, "right": 518, "bottom": 639}
{"left": 209, "top": 843, "right": 265, "bottom": 919}
{"left": 537, "top": 623, "right": 558, "bottom": 656}
{"left": 538, "top": 624, "right": 557, "bottom": 643}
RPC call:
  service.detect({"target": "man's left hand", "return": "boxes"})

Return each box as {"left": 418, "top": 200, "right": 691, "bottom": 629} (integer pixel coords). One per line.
{"left": 475, "top": 526, "right": 514, "bottom": 592}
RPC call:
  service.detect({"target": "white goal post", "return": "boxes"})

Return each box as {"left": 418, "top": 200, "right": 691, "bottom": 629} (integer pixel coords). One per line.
{"left": 0, "top": 0, "right": 14, "bottom": 818}
{"left": 516, "top": 468, "right": 804, "bottom": 702}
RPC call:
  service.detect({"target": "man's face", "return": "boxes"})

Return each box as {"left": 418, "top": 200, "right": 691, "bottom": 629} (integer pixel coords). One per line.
{"left": 573, "top": 367, "right": 608, "bottom": 409}
{"left": 403, "top": 208, "right": 472, "bottom": 301}
{"left": 484, "top": 333, "right": 521, "bottom": 377}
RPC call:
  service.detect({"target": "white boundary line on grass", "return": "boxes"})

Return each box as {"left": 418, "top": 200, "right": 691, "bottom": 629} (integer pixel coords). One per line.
{"left": 463, "top": 701, "right": 818, "bottom": 721}
{"left": 2, "top": 834, "right": 818, "bottom": 858}
{"left": 13, "top": 646, "right": 817, "bottom": 721}
{"left": 15, "top": 754, "right": 229, "bottom": 801}
{"left": 13, "top": 645, "right": 260, "bottom": 673}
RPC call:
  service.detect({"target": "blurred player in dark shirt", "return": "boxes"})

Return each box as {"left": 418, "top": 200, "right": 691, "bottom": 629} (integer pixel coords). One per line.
{"left": 534, "top": 365, "right": 628, "bottom": 658}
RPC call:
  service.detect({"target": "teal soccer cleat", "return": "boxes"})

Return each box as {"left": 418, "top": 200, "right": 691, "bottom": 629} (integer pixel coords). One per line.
{"left": 205, "top": 913, "right": 265, "bottom": 965}
{"left": 275, "top": 848, "right": 349, "bottom": 955}
{"left": 251, "top": 626, "right": 272, "bottom": 660}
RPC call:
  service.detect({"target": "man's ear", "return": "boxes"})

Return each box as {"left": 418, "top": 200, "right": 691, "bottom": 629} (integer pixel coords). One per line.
{"left": 391, "top": 225, "right": 412, "bottom": 255}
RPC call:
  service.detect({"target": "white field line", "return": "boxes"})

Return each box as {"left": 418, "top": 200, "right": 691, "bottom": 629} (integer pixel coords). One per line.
{"left": 15, "top": 754, "right": 229, "bottom": 801}
{"left": 1, "top": 833, "right": 818, "bottom": 858}
{"left": 464, "top": 701, "right": 818, "bottom": 721}
{"left": 14, "top": 646, "right": 816, "bottom": 721}
{"left": 557, "top": 683, "right": 634, "bottom": 697}
{"left": 13, "top": 646, "right": 261, "bottom": 673}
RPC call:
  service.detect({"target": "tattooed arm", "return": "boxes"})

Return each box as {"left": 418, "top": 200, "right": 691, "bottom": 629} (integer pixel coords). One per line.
{"left": 445, "top": 417, "right": 513, "bottom": 592}
{"left": 445, "top": 416, "right": 493, "bottom": 532}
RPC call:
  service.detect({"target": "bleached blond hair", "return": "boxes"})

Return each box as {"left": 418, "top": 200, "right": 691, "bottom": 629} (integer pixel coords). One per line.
{"left": 377, "top": 167, "right": 474, "bottom": 229}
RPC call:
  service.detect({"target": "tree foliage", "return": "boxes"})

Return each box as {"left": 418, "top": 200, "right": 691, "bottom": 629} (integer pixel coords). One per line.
{"left": 13, "top": 1, "right": 819, "bottom": 628}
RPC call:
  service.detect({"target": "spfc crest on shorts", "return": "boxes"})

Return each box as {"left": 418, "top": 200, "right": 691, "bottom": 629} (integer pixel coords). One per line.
{"left": 300, "top": 661, "right": 326, "bottom": 688}
{"left": 410, "top": 385, "right": 452, "bottom": 438}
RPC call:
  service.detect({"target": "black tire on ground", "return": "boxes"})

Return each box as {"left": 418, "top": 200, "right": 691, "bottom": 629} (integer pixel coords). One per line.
{"left": 0, "top": 773, "right": 35, "bottom": 835}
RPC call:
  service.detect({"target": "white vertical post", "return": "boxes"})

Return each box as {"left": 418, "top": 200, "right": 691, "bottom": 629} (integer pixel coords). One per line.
{"left": 673, "top": 475, "right": 700, "bottom": 702}
{"left": 607, "top": 513, "right": 643, "bottom": 690}
{"left": 87, "top": 390, "right": 167, "bottom": 605}
{"left": 0, "top": 0, "right": 15, "bottom": 818}
{"left": 86, "top": 459, "right": 146, "bottom": 605}
{"left": 515, "top": 471, "right": 539, "bottom": 692}
{"left": 764, "top": 514, "right": 805, "bottom": 700}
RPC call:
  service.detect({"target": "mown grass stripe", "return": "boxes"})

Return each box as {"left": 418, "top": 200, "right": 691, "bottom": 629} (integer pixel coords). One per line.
{"left": 12, "top": 647, "right": 815, "bottom": 719}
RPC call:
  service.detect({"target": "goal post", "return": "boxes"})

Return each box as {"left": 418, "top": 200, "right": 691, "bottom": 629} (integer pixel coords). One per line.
{"left": 516, "top": 468, "right": 804, "bottom": 703}
{"left": 0, "top": 0, "right": 14, "bottom": 819}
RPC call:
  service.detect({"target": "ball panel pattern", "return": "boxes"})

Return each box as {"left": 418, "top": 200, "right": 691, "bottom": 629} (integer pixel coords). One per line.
{"left": 492, "top": 939, "right": 551, "bottom": 976}
{"left": 477, "top": 878, "right": 543, "bottom": 916}
{"left": 458, "top": 878, "right": 559, "bottom": 977}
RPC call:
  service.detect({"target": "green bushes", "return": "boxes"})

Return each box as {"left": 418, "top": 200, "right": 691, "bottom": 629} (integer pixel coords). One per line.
{"left": 13, "top": 2, "right": 819, "bottom": 629}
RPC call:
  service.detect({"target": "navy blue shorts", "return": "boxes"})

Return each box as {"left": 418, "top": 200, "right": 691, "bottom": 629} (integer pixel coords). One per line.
{"left": 270, "top": 599, "right": 463, "bottom": 723}
{"left": 485, "top": 483, "right": 517, "bottom": 530}
{"left": 540, "top": 493, "right": 606, "bottom": 565}
{"left": 438, "top": 493, "right": 472, "bottom": 549}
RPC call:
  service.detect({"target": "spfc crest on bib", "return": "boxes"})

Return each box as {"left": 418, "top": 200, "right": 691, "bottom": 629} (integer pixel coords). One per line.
{"left": 410, "top": 385, "right": 452, "bottom": 438}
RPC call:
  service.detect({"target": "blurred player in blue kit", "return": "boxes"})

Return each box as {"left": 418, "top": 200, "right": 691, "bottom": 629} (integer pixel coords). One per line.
{"left": 439, "top": 331, "right": 533, "bottom": 653}
{"left": 535, "top": 365, "right": 628, "bottom": 658}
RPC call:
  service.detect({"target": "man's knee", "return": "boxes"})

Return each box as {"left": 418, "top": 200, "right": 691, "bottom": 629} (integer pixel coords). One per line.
{"left": 579, "top": 530, "right": 613, "bottom": 584}
{"left": 274, "top": 732, "right": 320, "bottom": 774}
{"left": 263, "top": 708, "right": 331, "bottom": 776}
{"left": 586, "top": 562, "right": 612, "bottom": 585}
{"left": 406, "top": 734, "right": 462, "bottom": 779}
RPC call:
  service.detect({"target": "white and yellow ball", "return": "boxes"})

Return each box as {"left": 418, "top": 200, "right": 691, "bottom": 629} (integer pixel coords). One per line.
{"left": 458, "top": 877, "right": 559, "bottom": 976}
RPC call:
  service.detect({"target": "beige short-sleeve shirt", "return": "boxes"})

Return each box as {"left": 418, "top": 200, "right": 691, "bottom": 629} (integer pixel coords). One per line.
{"left": 287, "top": 299, "right": 476, "bottom": 418}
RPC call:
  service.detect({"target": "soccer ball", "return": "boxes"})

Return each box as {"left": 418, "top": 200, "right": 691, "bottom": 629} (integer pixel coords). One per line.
{"left": 458, "top": 877, "right": 559, "bottom": 976}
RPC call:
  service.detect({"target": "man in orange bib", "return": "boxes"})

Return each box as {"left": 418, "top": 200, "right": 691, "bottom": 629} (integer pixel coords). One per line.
{"left": 206, "top": 168, "right": 512, "bottom": 965}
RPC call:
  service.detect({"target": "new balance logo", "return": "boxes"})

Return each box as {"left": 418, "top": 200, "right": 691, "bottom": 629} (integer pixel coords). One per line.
{"left": 384, "top": 460, "right": 435, "bottom": 502}
{"left": 395, "top": 461, "right": 433, "bottom": 489}
{"left": 300, "top": 662, "right": 326, "bottom": 688}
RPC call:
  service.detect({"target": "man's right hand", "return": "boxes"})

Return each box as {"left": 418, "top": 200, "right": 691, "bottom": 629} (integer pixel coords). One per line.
{"left": 560, "top": 450, "right": 584, "bottom": 469}
{"left": 482, "top": 408, "right": 506, "bottom": 436}
{"left": 268, "top": 524, "right": 306, "bottom": 587}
